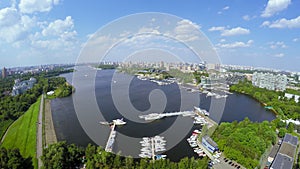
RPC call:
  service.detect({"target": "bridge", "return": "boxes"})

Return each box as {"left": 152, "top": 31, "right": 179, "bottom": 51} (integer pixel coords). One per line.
{"left": 104, "top": 123, "right": 116, "bottom": 152}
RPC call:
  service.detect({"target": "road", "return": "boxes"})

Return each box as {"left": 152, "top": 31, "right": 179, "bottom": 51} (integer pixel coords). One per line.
{"left": 37, "top": 94, "right": 44, "bottom": 169}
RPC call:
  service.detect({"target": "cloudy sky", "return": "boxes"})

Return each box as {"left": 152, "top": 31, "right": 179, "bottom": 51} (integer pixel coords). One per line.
{"left": 0, "top": 0, "right": 300, "bottom": 71}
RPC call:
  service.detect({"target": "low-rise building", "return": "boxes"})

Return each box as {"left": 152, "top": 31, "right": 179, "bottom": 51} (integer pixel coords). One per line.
{"left": 284, "top": 93, "right": 300, "bottom": 103}
{"left": 202, "top": 135, "right": 218, "bottom": 153}
{"left": 270, "top": 134, "right": 298, "bottom": 169}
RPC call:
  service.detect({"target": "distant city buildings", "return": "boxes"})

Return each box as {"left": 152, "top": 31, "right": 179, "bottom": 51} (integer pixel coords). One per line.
{"left": 252, "top": 72, "right": 287, "bottom": 91}
{"left": 270, "top": 134, "right": 298, "bottom": 169}
{"left": 119, "top": 61, "right": 208, "bottom": 73}
{"left": 11, "top": 78, "right": 37, "bottom": 96}
{"left": 2, "top": 67, "right": 7, "bottom": 78}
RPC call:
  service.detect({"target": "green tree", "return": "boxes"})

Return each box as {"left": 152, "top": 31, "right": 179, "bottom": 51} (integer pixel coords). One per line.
{"left": 287, "top": 122, "right": 295, "bottom": 133}
{"left": 278, "top": 128, "right": 287, "bottom": 138}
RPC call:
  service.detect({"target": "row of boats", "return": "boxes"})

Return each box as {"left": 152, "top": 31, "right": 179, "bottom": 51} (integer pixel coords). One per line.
{"left": 139, "top": 107, "right": 210, "bottom": 122}
{"left": 193, "top": 106, "right": 210, "bottom": 116}
{"left": 187, "top": 130, "right": 207, "bottom": 157}
{"left": 99, "top": 118, "right": 127, "bottom": 126}
{"left": 194, "top": 116, "right": 208, "bottom": 125}
{"left": 136, "top": 76, "right": 176, "bottom": 86}
{"left": 206, "top": 91, "right": 228, "bottom": 99}
{"left": 139, "top": 136, "right": 167, "bottom": 159}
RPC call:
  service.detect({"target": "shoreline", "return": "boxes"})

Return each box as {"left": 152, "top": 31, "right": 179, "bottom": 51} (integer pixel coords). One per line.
{"left": 230, "top": 90, "right": 279, "bottom": 116}
{"left": 44, "top": 99, "right": 57, "bottom": 146}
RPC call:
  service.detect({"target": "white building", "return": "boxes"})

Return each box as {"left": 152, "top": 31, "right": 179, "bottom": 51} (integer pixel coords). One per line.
{"left": 12, "top": 77, "right": 37, "bottom": 96}
{"left": 252, "top": 72, "right": 287, "bottom": 91}
{"left": 284, "top": 93, "right": 300, "bottom": 103}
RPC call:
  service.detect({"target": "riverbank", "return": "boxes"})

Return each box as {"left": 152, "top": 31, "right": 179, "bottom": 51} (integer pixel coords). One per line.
{"left": 232, "top": 90, "right": 279, "bottom": 116}
{"left": 44, "top": 99, "right": 57, "bottom": 146}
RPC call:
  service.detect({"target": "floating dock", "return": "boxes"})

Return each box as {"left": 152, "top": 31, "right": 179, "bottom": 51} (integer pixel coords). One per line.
{"left": 139, "top": 136, "right": 167, "bottom": 161}
{"left": 139, "top": 111, "right": 196, "bottom": 121}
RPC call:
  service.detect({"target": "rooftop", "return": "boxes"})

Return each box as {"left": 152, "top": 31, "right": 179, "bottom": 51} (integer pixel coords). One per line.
{"left": 270, "top": 154, "right": 293, "bottom": 169}
{"left": 278, "top": 143, "right": 297, "bottom": 158}
{"left": 269, "top": 145, "right": 280, "bottom": 158}
{"left": 203, "top": 135, "right": 218, "bottom": 148}
{"left": 283, "top": 133, "right": 298, "bottom": 146}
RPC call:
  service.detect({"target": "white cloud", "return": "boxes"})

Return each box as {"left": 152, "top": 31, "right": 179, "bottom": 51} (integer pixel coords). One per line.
{"left": 19, "top": 0, "right": 60, "bottom": 13}
{"left": 261, "top": 0, "right": 291, "bottom": 18}
{"left": 293, "top": 38, "right": 299, "bottom": 42}
{"left": 223, "top": 6, "right": 230, "bottom": 10}
{"left": 262, "top": 16, "right": 300, "bottom": 28}
{"left": 219, "top": 39, "right": 226, "bottom": 43}
{"left": 217, "top": 40, "right": 253, "bottom": 48}
{"left": 138, "top": 26, "right": 160, "bottom": 35}
{"left": 209, "top": 26, "right": 250, "bottom": 36}
{"left": 274, "top": 53, "right": 284, "bottom": 57}
{"left": 0, "top": 7, "right": 35, "bottom": 43}
{"left": 221, "top": 27, "right": 250, "bottom": 36}
{"left": 218, "top": 6, "right": 230, "bottom": 14}
{"left": 243, "top": 15, "right": 250, "bottom": 21}
{"left": 42, "top": 16, "right": 74, "bottom": 36}
{"left": 261, "top": 21, "right": 271, "bottom": 27}
{"left": 0, "top": 7, "right": 19, "bottom": 27}
{"left": 32, "top": 16, "right": 78, "bottom": 50}
{"left": 208, "top": 26, "right": 225, "bottom": 31}
{"left": 269, "top": 41, "right": 287, "bottom": 49}
{"left": 173, "top": 19, "right": 201, "bottom": 42}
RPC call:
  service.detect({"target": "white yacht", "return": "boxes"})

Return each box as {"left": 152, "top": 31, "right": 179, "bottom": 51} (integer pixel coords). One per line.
{"left": 139, "top": 113, "right": 162, "bottom": 121}
{"left": 112, "top": 118, "right": 126, "bottom": 125}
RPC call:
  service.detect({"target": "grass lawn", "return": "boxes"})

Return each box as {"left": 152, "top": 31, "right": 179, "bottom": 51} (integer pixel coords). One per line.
{"left": 1, "top": 96, "right": 41, "bottom": 168}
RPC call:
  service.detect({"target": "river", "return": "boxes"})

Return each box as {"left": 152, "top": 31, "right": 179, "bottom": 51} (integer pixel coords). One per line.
{"left": 51, "top": 67, "right": 275, "bottom": 161}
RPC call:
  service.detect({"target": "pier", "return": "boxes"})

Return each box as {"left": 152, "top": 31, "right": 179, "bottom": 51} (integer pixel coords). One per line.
{"left": 100, "top": 118, "right": 126, "bottom": 153}
{"left": 139, "top": 111, "right": 196, "bottom": 121}
{"left": 139, "top": 136, "right": 167, "bottom": 161}
{"left": 105, "top": 123, "right": 116, "bottom": 152}
{"left": 151, "top": 137, "right": 155, "bottom": 161}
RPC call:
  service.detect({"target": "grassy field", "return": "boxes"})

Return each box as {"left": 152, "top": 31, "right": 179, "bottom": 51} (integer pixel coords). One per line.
{"left": 1, "top": 97, "right": 41, "bottom": 168}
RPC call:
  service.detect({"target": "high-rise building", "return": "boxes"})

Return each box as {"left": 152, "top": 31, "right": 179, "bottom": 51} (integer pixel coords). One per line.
{"left": 252, "top": 72, "right": 287, "bottom": 91}
{"left": 2, "top": 67, "right": 7, "bottom": 78}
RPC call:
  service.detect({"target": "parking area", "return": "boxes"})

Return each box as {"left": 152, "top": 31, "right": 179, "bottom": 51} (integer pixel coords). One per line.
{"left": 212, "top": 157, "right": 245, "bottom": 169}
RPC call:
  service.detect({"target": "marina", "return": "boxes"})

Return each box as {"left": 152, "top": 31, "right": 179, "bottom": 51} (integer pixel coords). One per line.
{"left": 136, "top": 75, "right": 176, "bottom": 86}
{"left": 51, "top": 69, "right": 276, "bottom": 161}
{"left": 139, "top": 136, "right": 167, "bottom": 161}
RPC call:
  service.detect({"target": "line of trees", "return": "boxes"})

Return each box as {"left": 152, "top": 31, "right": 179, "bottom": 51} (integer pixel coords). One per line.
{"left": 0, "top": 68, "right": 73, "bottom": 139}
{"left": 211, "top": 118, "right": 277, "bottom": 169}
{"left": 46, "top": 77, "right": 73, "bottom": 98}
{"left": 41, "top": 142, "right": 209, "bottom": 169}
{"left": 0, "top": 147, "right": 32, "bottom": 169}
{"left": 230, "top": 80, "right": 300, "bottom": 119}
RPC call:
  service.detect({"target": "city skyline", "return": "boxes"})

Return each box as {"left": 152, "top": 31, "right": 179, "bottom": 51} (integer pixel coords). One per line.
{"left": 0, "top": 0, "right": 300, "bottom": 71}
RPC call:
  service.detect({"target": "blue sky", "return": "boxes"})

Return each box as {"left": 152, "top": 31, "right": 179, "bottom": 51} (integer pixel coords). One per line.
{"left": 0, "top": 0, "right": 300, "bottom": 71}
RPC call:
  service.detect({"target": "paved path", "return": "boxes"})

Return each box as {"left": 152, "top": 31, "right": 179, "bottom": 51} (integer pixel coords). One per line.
{"left": 44, "top": 99, "right": 57, "bottom": 145}
{"left": 0, "top": 121, "right": 15, "bottom": 144}
{"left": 37, "top": 95, "right": 44, "bottom": 169}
